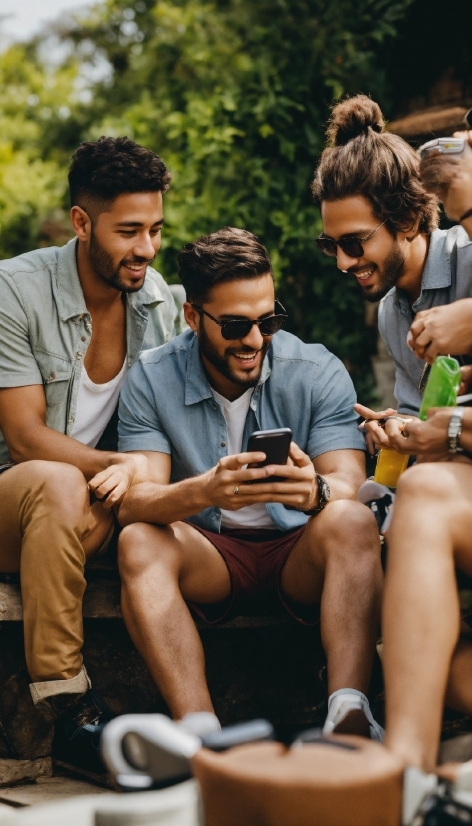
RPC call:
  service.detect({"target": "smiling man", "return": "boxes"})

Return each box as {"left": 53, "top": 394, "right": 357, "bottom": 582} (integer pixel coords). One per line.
{"left": 0, "top": 136, "right": 176, "bottom": 773}
{"left": 113, "top": 226, "right": 384, "bottom": 741}
{"left": 311, "top": 95, "right": 472, "bottom": 430}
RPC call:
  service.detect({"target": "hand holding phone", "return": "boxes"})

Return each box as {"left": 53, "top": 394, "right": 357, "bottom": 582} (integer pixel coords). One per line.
{"left": 247, "top": 428, "right": 292, "bottom": 482}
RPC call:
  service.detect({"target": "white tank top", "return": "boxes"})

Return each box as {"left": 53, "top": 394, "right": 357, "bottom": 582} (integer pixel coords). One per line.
{"left": 71, "top": 358, "right": 128, "bottom": 448}
{"left": 212, "top": 388, "right": 274, "bottom": 530}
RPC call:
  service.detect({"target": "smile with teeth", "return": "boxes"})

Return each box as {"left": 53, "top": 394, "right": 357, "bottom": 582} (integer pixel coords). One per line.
{"left": 233, "top": 351, "right": 258, "bottom": 364}
{"left": 355, "top": 268, "right": 375, "bottom": 281}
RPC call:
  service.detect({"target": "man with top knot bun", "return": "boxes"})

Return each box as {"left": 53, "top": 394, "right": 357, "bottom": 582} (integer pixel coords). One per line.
{"left": 312, "top": 94, "right": 472, "bottom": 453}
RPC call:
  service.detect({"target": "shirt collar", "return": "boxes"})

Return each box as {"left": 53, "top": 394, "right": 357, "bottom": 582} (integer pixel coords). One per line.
{"left": 416, "top": 229, "right": 451, "bottom": 292}
{"left": 56, "top": 238, "right": 165, "bottom": 321}
{"left": 184, "top": 333, "right": 272, "bottom": 406}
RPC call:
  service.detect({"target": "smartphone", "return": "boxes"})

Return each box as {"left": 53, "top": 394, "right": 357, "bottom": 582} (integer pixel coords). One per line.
{"left": 247, "top": 427, "right": 293, "bottom": 482}
{"left": 419, "top": 137, "right": 466, "bottom": 159}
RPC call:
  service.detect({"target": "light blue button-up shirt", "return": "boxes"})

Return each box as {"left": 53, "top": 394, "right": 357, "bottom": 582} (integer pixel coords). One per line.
{"left": 378, "top": 225, "right": 472, "bottom": 414}
{"left": 118, "top": 329, "right": 365, "bottom": 533}
{"left": 0, "top": 239, "right": 177, "bottom": 463}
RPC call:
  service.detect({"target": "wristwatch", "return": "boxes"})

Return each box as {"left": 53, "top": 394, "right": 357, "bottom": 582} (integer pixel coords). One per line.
{"left": 304, "top": 474, "right": 331, "bottom": 516}
{"left": 448, "top": 407, "right": 464, "bottom": 454}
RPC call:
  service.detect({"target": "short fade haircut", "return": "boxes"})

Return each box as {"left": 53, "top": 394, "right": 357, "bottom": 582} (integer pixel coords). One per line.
{"left": 311, "top": 95, "right": 439, "bottom": 235}
{"left": 68, "top": 136, "right": 171, "bottom": 216}
{"left": 178, "top": 227, "right": 273, "bottom": 304}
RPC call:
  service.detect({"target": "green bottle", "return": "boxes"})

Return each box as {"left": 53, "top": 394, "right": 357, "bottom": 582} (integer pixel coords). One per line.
{"left": 418, "top": 355, "right": 461, "bottom": 421}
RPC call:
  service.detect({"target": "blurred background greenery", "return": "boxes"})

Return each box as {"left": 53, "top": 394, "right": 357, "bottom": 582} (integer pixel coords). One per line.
{"left": 1, "top": 0, "right": 471, "bottom": 401}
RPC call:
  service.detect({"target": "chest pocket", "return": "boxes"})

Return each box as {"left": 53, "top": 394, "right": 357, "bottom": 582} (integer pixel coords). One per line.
{"left": 34, "top": 350, "right": 73, "bottom": 409}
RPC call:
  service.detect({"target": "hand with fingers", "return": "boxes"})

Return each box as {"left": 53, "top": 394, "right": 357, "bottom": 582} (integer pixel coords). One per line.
{"left": 420, "top": 130, "right": 472, "bottom": 223}
{"left": 384, "top": 407, "right": 451, "bottom": 461}
{"left": 204, "top": 442, "right": 317, "bottom": 512}
{"left": 406, "top": 301, "right": 472, "bottom": 364}
{"left": 89, "top": 453, "right": 149, "bottom": 508}
{"left": 353, "top": 402, "right": 412, "bottom": 455}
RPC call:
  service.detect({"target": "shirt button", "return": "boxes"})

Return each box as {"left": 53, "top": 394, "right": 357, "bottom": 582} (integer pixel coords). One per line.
{"left": 76, "top": 352, "right": 83, "bottom": 359}
{"left": 81, "top": 336, "right": 86, "bottom": 342}
{"left": 49, "top": 372, "right": 56, "bottom": 381}
{"left": 68, "top": 416, "right": 74, "bottom": 423}
{"left": 212, "top": 403, "right": 217, "bottom": 409}
{"left": 221, "top": 441, "right": 226, "bottom": 448}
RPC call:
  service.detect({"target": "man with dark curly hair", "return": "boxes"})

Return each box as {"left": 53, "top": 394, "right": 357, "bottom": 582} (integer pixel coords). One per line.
{"left": 0, "top": 136, "right": 176, "bottom": 773}
{"left": 311, "top": 95, "right": 472, "bottom": 447}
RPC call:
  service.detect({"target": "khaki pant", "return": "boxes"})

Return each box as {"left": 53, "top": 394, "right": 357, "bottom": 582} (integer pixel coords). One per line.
{"left": 0, "top": 460, "right": 114, "bottom": 703}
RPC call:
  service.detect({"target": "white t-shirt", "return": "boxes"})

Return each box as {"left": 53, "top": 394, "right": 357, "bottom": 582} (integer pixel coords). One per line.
{"left": 212, "top": 387, "right": 274, "bottom": 530}
{"left": 71, "top": 359, "right": 128, "bottom": 448}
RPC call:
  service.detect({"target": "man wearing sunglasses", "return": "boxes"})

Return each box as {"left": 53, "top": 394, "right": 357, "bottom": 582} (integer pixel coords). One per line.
{"left": 108, "top": 225, "right": 384, "bottom": 740}
{"left": 311, "top": 95, "right": 472, "bottom": 449}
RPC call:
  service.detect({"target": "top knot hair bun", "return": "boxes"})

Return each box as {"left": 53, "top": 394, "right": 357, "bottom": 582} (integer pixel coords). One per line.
{"left": 326, "top": 94, "right": 385, "bottom": 146}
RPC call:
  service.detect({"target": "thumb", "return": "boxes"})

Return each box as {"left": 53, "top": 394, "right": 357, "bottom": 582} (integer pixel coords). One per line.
{"left": 289, "top": 442, "right": 311, "bottom": 467}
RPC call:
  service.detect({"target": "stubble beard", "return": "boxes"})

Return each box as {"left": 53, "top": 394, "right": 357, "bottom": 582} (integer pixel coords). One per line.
{"left": 360, "top": 238, "right": 406, "bottom": 302}
{"left": 89, "top": 227, "right": 154, "bottom": 293}
{"left": 198, "top": 320, "right": 270, "bottom": 390}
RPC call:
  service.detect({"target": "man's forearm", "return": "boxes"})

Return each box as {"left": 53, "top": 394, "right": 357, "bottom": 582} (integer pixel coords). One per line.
{"left": 9, "top": 424, "right": 122, "bottom": 480}
{"left": 118, "top": 476, "right": 210, "bottom": 527}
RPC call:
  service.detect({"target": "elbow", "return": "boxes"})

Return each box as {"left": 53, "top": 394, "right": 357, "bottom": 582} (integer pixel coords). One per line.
{"left": 8, "top": 442, "right": 29, "bottom": 464}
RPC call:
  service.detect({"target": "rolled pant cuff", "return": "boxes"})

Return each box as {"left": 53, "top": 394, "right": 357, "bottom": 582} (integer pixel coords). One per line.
{"left": 29, "top": 665, "right": 91, "bottom": 706}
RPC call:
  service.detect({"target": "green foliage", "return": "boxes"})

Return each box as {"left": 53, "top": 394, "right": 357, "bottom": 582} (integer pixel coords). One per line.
{"left": 0, "top": 0, "right": 415, "bottom": 399}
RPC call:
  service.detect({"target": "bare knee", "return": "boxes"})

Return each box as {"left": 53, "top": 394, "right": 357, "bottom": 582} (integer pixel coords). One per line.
{"left": 395, "top": 462, "right": 448, "bottom": 503}
{"left": 314, "top": 499, "right": 380, "bottom": 556}
{"left": 118, "top": 523, "right": 180, "bottom": 580}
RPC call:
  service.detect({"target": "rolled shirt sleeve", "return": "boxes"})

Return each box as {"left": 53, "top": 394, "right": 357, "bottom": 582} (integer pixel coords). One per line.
{"left": 118, "top": 358, "right": 172, "bottom": 455}
{"left": 306, "top": 350, "right": 366, "bottom": 459}
{"left": 0, "top": 272, "right": 43, "bottom": 387}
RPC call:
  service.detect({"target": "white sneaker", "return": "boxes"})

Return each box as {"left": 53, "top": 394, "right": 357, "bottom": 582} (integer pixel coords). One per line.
{"left": 323, "top": 691, "right": 384, "bottom": 742}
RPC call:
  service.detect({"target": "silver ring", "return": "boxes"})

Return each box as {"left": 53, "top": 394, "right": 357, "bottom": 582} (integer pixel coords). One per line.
{"left": 233, "top": 486, "right": 239, "bottom": 495}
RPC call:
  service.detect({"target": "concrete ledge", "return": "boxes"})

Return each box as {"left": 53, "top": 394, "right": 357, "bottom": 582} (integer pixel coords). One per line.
{"left": 0, "top": 582, "right": 292, "bottom": 628}
{"left": 0, "top": 758, "right": 52, "bottom": 788}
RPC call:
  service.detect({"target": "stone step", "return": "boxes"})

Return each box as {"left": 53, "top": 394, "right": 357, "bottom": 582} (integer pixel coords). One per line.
{"left": 0, "top": 759, "right": 51, "bottom": 788}
{"left": 0, "top": 776, "right": 109, "bottom": 808}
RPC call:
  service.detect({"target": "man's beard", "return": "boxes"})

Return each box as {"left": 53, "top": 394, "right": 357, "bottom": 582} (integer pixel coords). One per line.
{"left": 89, "top": 228, "right": 154, "bottom": 293}
{"left": 356, "top": 238, "right": 406, "bottom": 302}
{"left": 198, "top": 320, "right": 270, "bottom": 390}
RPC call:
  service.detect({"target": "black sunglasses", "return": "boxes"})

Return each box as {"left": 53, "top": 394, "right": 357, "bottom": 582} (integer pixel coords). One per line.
{"left": 191, "top": 300, "right": 287, "bottom": 341}
{"left": 315, "top": 219, "right": 387, "bottom": 259}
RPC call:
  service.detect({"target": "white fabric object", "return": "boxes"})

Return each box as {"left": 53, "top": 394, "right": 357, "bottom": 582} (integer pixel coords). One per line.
{"left": 71, "top": 359, "right": 128, "bottom": 448}
{"left": 178, "top": 711, "right": 221, "bottom": 738}
{"left": 357, "top": 478, "right": 396, "bottom": 533}
{"left": 212, "top": 388, "right": 274, "bottom": 529}
{"left": 323, "top": 688, "right": 385, "bottom": 742}
{"left": 3, "top": 780, "right": 202, "bottom": 826}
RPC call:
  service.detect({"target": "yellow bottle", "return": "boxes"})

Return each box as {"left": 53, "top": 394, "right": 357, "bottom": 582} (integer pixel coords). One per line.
{"left": 373, "top": 448, "right": 409, "bottom": 488}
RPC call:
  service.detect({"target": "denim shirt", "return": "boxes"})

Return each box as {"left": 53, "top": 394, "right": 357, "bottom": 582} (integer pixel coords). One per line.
{"left": 0, "top": 239, "right": 177, "bottom": 463}
{"left": 378, "top": 225, "right": 472, "bottom": 414}
{"left": 118, "top": 329, "right": 365, "bottom": 533}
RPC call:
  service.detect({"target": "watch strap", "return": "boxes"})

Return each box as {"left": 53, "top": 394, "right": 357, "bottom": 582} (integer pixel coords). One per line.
{"left": 304, "top": 474, "right": 331, "bottom": 516}
{"left": 448, "top": 407, "right": 464, "bottom": 454}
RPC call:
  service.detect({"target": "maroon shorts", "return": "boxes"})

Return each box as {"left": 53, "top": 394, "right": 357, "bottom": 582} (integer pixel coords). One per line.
{"left": 186, "top": 524, "right": 319, "bottom": 626}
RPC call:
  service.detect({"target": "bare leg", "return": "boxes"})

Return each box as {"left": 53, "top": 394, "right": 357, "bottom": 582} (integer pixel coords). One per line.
{"left": 118, "top": 522, "right": 231, "bottom": 719}
{"left": 281, "top": 500, "right": 382, "bottom": 696}
{"left": 383, "top": 462, "right": 472, "bottom": 771}
{"left": 446, "top": 639, "right": 472, "bottom": 714}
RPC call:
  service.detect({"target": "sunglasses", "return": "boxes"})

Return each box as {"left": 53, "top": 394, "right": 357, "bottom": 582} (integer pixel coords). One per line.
{"left": 315, "top": 219, "right": 387, "bottom": 259}
{"left": 191, "top": 300, "right": 287, "bottom": 341}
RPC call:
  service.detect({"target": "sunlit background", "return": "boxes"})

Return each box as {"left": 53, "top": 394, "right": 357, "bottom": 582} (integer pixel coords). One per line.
{"left": 0, "top": 0, "right": 471, "bottom": 405}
